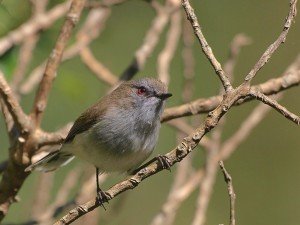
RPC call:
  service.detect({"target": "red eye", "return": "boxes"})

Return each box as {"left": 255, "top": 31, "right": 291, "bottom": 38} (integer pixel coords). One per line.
{"left": 137, "top": 87, "right": 146, "bottom": 95}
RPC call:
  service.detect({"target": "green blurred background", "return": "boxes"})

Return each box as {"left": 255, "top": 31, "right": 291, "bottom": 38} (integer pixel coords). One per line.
{"left": 0, "top": 0, "right": 299, "bottom": 224}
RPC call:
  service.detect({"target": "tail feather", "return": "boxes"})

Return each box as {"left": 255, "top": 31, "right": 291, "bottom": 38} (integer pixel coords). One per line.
{"left": 25, "top": 150, "right": 74, "bottom": 172}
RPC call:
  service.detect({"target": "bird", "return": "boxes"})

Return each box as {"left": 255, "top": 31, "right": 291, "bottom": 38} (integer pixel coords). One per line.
{"left": 25, "top": 77, "right": 172, "bottom": 205}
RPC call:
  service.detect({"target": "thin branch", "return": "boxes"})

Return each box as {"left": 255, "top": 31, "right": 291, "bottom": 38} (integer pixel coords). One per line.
{"left": 191, "top": 140, "right": 219, "bottom": 225}
{"left": 11, "top": 37, "right": 39, "bottom": 92}
{"left": 217, "top": 99, "right": 276, "bottom": 161}
{"left": 0, "top": 71, "right": 30, "bottom": 131}
{"left": 157, "top": 5, "right": 181, "bottom": 85}
{"left": 190, "top": 32, "right": 249, "bottom": 225}
{"left": 150, "top": 20, "right": 199, "bottom": 225}
{"left": 37, "top": 123, "right": 72, "bottom": 147}
{"left": 80, "top": 48, "right": 118, "bottom": 85}
{"left": 181, "top": 18, "right": 195, "bottom": 102}
{"left": 0, "top": 0, "right": 71, "bottom": 56}
{"left": 32, "top": 168, "right": 82, "bottom": 225}
{"left": 20, "top": 5, "right": 112, "bottom": 95}
{"left": 120, "top": 0, "right": 176, "bottom": 81}
{"left": 224, "top": 33, "right": 252, "bottom": 79}
{"left": 249, "top": 89, "right": 300, "bottom": 125}
{"left": 10, "top": 0, "right": 48, "bottom": 92}
{"left": 161, "top": 64, "right": 300, "bottom": 122}
{"left": 30, "top": 0, "right": 49, "bottom": 14}
{"left": 244, "top": 0, "right": 298, "bottom": 82}
{"left": 31, "top": 0, "right": 86, "bottom": 127}
{"left": 181, "top": 0, "right": 233, "bottom": 92}
{"left": 219, "top": 161, "right": 236, "bottom": 225}
{"left": 150, "top": 169, "right": 203, "bottom": 225}
{"left": 30, "top": 173, "right": 54, "bottom": 218}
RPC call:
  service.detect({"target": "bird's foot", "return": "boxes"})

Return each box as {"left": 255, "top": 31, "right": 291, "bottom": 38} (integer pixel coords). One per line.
{"left": 96, "top": 189, "right": 110, "bottom": 210}
{"left": 156, "top": 155, "right": 171, "bottom": 172}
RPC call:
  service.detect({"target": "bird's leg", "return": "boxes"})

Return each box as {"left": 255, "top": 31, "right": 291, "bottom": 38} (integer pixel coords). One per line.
{"left": 95, "top": 167, "right": 110, "bottom": 210}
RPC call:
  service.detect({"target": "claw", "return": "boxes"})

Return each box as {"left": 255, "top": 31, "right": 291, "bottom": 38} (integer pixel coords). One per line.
{"left": 156, "top": 155, "right": 171, "bottom": 171}
{"left": 96, "top": 189, "right": 110, "bottom": 210}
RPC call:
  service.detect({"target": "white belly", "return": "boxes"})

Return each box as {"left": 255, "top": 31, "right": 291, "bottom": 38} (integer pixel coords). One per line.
{"left": 62, "top": 131, "right": 153, "bottom": 172}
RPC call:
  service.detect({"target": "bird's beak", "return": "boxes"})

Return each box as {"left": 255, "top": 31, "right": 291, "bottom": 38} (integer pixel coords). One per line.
{"left": 158, "top": 93, "right": 172, "bottom": 100}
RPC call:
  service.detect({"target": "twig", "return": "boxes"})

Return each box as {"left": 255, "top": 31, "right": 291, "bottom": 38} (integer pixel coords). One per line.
{"left": 244, "top": 0, "right": 298, "bottom": 82}
{"left": 120, "top": 0, "right": 176, "bottom": 81}
{"left": 150, "top": 170, "right": 203, "bottom": 225}
{"left": 20, "top": 5, "right": 113, "bottom": 95}
{"left": 32, "top": 168, "right": 82, "bottom": 225}
{"left": 191, "top": 146, "right": 219, "bottom": 225}
{"left": 30, "top": 0, "right": 86, "bottom": 127}
{"left": 157, "top": 4, "right": 181, "bottom": 85}
{"left": 224, "top": 33, "right": 252, "bottom": 79}
{"left": 161, "top": 64, "right": 300, "bottom": 122}
{"left": 30, "top": 173, "right": 54, "bottom": 218}
{"left": 181, "top": 18, "right": 195, "bottom": 102}
{"left": 181, "top": 0, "right": 233, "bottom": 92}
{"left": 0, "top": 70, "right": 30, "bottom": 131}
{"left": 37, "top": 123, "right": 73, "bottom": 148}
{"left": 150, "top": 19, "right": 199, "bottom": 225}
{"left": 10, "top": 0, "right": 48, "bottom": 92}
{"left": 249, "top": 89, "right": 300, "bottom": 125}
{"left": 218, "top": 100, "right": 276, "bottom": 161}
{"left": 0, "top": 0, "right": 71, "bottom": 56}
{"left": 190, "top": 32, "right": 248, "bottom": 225}
{"left": 80, "top": 48, "right": 118, "bottom": 85}
{"left": 190, "top": 32, "right": 249, "bottom": 225}
{"left": 11, "top": 37, "right": 39, "bottom": 92}
{"left": 219, "top": 161, "right": 236, "bottom": 225}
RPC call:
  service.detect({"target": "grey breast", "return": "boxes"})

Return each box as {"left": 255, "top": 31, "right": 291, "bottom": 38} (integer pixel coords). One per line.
{"left": 91, "top": 106, "right": 160, "bottom": 157}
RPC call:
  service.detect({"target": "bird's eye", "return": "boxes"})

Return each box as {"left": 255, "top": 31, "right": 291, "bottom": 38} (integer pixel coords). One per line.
{"left": 137, "top": 87, "right": 146, "bottom": 95}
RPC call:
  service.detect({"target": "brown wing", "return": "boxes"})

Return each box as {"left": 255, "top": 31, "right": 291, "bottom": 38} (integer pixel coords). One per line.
{"left": 64, "top": 100, "right": 104, "bottom": 143}
{"left": 64, "top": 81, "right": 131, "bottom": 143}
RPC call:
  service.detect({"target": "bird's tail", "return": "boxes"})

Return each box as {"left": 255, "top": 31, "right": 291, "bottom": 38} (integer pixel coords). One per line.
{"left": 25, "top": 150, "right": 74, "bottom": 172}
